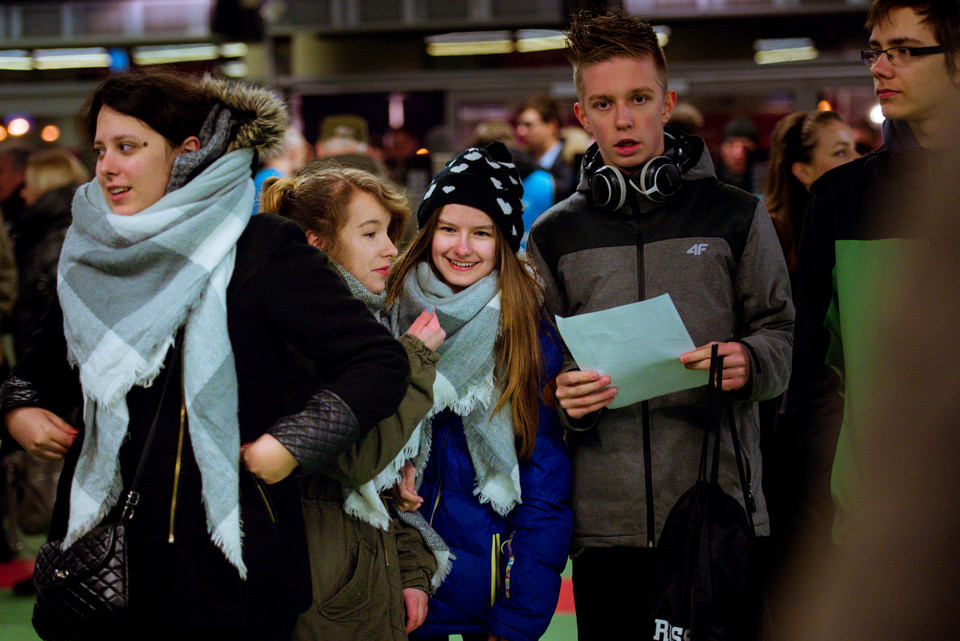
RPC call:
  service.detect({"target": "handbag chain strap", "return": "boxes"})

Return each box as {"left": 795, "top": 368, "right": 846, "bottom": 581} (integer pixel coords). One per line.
{"left": 119, "top": 333, "right": 182, "bottom": 522}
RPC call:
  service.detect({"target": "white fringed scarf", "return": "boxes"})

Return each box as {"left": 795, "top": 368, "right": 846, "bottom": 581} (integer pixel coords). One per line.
{"left": 57, "top": 148, "right": 253, "bottom": 577}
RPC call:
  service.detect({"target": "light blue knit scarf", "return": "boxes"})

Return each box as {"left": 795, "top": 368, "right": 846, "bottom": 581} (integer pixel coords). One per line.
{"left": 387, "top": 262, "right": 522, "bottom": 515}
{"left": 57, "top": 148, "right": 254, "bottom": 577}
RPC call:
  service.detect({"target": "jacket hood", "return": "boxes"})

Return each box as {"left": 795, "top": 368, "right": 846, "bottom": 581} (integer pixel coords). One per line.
{"left": 197, "top": 74, "right": 289, "bottom": 156}
{"left": 576, "top": 126, "right": 716, "bottom": 192}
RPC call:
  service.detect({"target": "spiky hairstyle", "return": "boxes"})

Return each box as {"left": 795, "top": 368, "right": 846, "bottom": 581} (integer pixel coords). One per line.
{"left": 564, "top": 9, "right": 668, "bottom": 99}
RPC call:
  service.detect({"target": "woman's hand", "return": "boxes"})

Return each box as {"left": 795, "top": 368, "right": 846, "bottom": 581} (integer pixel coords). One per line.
{"left": 5, "top": 406, "right": 78, "bottom": 460}
{"left": 405, "top": 306, "right": 445, "bottom": 352}
{"left": 402, "top": 587, "right": 428, "bottom": 633}
{"left": 392, "top": 461, "right": 423, "bottom": 512}
{"left": 241, "top": 434, "right": 298, "bottom": 484}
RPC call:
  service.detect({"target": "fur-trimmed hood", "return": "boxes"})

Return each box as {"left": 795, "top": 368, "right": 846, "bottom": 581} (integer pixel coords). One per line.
{"left": 198, "top": 74, "right": 289, "bottom": 156}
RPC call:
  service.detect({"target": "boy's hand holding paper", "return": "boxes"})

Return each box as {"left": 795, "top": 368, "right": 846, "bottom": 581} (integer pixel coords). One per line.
{"left": 555, "top": 294, "right": 710, "bottom": 410}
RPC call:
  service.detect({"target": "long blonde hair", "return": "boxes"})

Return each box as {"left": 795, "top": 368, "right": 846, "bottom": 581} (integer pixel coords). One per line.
{"left": 386, "top": 208, "right": 543, "bottom": 460}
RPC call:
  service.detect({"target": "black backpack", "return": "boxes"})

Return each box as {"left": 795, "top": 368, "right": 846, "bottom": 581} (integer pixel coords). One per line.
{"left": 650, "top": 346, "right": 755, "bottom": 641}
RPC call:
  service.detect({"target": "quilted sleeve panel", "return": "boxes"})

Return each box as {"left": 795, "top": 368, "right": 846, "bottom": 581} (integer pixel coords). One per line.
{"left": 0, "top": 374, "right": 43, "bottom": 412}
{"left": 268, "top": 389, "right": 361, "bottom": 476}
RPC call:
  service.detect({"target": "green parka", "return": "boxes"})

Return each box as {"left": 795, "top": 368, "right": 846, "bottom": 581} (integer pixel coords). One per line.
{"left": 295, "top": 334, "right": 439, "bottom": 641}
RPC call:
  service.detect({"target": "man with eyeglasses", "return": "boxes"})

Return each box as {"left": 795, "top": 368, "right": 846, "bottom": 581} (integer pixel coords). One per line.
{"left": 787, "top": 0, "right": 959, "bottom": 558}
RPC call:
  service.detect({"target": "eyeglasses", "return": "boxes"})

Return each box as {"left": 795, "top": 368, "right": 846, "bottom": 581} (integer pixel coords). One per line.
{"left": 861, "top": 45, "right": 946, "bottom": 67}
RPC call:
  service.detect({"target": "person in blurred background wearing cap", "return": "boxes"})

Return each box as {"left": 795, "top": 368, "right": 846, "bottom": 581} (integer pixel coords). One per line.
{"left": 716, "top": 115, "right": 759, "bottom": 192}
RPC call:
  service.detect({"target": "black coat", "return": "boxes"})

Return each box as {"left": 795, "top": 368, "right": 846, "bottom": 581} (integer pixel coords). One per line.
{"left": 11, "top": 185, "right": 74, "bottom": 359}
{"left": 3, "top": 214, "right": 410, "bottom": 636}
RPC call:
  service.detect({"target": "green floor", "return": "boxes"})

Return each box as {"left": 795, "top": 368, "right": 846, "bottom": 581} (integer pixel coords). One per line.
{"left": 0, "top": 591, "right": 40, "bottom": 641}
{"left": 0, "top": 594, "right": 575, "bottom": 641}
{"left": 0, "top": 562, "right": 576, "bottom": 641}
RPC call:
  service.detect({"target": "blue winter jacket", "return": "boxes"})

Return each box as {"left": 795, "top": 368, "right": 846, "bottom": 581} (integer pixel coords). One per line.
{"left": 411, "top": 326, "right": 573, "bottom": 641}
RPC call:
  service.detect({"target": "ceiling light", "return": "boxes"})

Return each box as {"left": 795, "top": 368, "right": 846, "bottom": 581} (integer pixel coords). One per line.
{"left": 753, "top": 38, "right": 818, "bottom": 64}
{"left": 220, "top": 43, "right": 249, "bottom": 58}
{"left": 654, "top": 26, "right": 671, "bottom": 48}
{"left": 426, "top": 32, "right": 514, "bottom": 57}
{"left": 41, "top": 125, "right": 61, "bottom": 142}
{"left": 132, "top": 44, "right": 220, "bottom": 65}
{"left": 33, "top": 48, "right": 110, "bottom": 70}
{"left": 515, "top": 30, "right": 565, "bottom": 53}
{"left": 7, "top": 118, "right": 30, "bottom": 136}
{"left": 0, "top": 50, "right": 31, "bottom": 71}
{"left": 220, "top": 61, "right": 248, "bottom": 78}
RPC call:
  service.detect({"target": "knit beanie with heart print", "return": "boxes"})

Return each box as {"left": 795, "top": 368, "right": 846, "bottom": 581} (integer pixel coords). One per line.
{"left": 417, "top": 140, "right": 525, "bottom": 252}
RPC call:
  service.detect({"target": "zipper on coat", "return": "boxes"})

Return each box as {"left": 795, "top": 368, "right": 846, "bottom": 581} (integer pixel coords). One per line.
{"left": 635, "top": 206, "right": 656, "bottom": 548}
{"left": 383, "top": 528, "right": 390, "bottom": 567}
{"left": 253, "top": 475, "right": 278, "bottom": 527}
{"left": 428, "top": 427, "right": 450, "bottom": 527}
{"left": 642, "top": 401, "right": 655, "bottom": 547}
{"left": 167, "top": 376, "right": 187, "bottom": 543}
{"left": 502, "top": 534, "right": 515, "bottom": 599}
{"left": 428, "top": 479, "right": 442, "bottom": 526}
{"left": 490, "top": 532, "right": 501, "bottom": 606}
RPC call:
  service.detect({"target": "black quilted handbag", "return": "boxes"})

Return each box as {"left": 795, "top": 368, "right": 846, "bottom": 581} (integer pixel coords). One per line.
{"left": 31, "top": 352, "right": 177, "bottom": 641}
{"left": 32, "top": 522, "right": 129, "bottom": 640}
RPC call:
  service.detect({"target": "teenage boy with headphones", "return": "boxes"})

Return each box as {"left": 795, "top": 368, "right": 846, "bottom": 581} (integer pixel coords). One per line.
{"left": 526, "top": 10, "right": 794, "bottom": 640}
{"left": 787, "top": 0, "right": 960, "bottom": 553}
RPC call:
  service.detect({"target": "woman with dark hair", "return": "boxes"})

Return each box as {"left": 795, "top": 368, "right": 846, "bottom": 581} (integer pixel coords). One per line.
{"left": 763, "top": 111, "right": 860, "bottom": 274}
{"left": 385, "top": 142, "right": 572, "bottom": 641}
{"left": 0, "top": 69, "right": 409, "bottom": 641}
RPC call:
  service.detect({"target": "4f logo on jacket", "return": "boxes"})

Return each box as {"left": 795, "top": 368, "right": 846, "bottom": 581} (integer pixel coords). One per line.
{"left": 686, "top": 243, "right": 709, "bottom": 255}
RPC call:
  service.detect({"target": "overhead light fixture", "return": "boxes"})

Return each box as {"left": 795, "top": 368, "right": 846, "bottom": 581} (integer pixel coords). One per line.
{"left": 426, "top": 31, "right": 514, "bottom": 57}
{"left": 870, "top": 103, "right": 884, "bottom": 125}
{"left": 515, "top": 29, "right": 566, "bottom": 53}
{"left": 132, "top": 44, "right": 220, "bottom": 65}
{"left": 220, "top": 60, "right": 248, "bottom": 78}
{"left": 7, "top": 117, "right": 30, "bottom": 136}
{"left": 654, "top": 26, "right": 671, "bottom": 48}
{"left": 33, "top": 48, "right": 110, "bottom": 70}
{"left": 0, "top": 50, "right": 31, "bottom": 71}
{"left": 220, "top": 43, "right": 249, "bottom": 58}
{"left": 753, "top": 38, "right": 818, "bottom": 64}
{"left": 41, "top": 125, "right": 61, "bottom": 143}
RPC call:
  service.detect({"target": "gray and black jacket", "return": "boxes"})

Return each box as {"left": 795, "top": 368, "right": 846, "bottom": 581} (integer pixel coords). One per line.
{"left": 526, "top": 127, "right": 794, "bottom": 548}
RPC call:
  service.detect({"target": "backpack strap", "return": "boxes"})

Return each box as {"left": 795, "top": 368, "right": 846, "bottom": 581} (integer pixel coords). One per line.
{"left": 706, "top": 344, "right": 756, "bottom": 533}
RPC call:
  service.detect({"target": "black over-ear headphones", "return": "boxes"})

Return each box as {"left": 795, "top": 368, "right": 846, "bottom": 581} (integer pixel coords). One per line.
{"left": 588, "top": 130, "right": 692, "bottom": 210}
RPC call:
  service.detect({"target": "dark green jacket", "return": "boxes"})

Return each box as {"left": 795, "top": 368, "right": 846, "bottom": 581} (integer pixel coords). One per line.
{"left": 295, "top": 334, "right": 439, "bottom": 641}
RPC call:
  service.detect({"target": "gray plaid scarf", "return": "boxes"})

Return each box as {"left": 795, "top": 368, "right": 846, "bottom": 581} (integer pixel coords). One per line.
{"left": 57, "top": 148, "right": 254, "bottom": 577}
{"left": 388, "top": 262, "right": 521, "bottom": 515}
{"left": 327, "top": 262, "right": 452, "bottom": 586}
